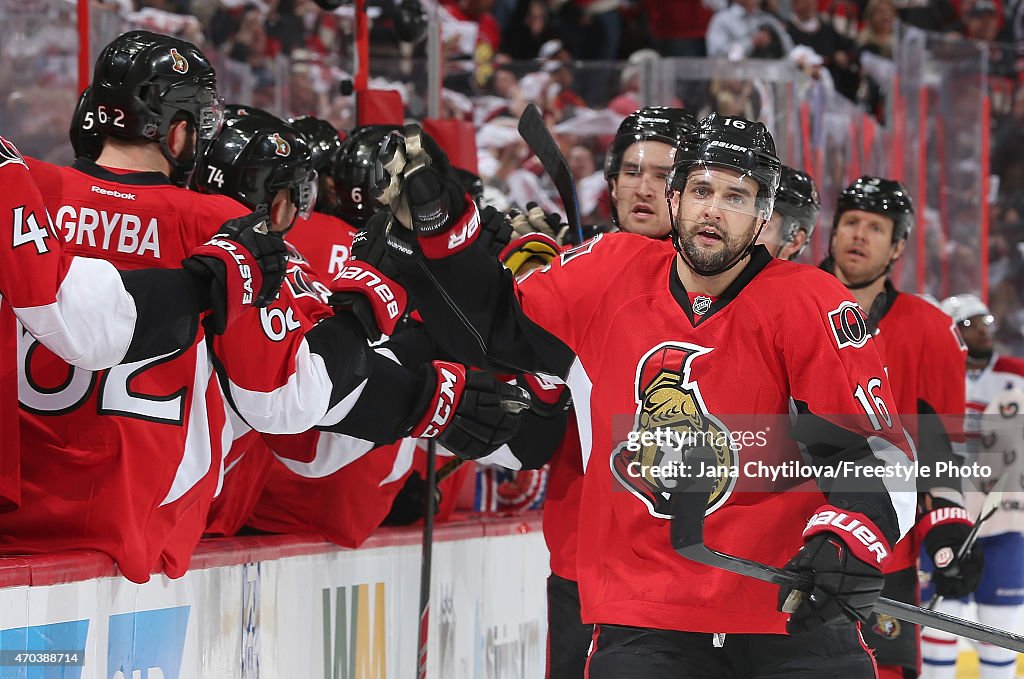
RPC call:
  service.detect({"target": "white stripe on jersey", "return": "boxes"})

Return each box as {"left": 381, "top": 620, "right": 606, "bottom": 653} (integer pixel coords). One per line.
{"left": 566, "top": 356, "right": 595, "bottom": 471}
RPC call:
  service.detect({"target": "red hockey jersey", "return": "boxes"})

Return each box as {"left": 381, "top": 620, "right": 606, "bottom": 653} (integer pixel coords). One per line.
{"left": 407, "top": 231, "right": 917, "bottom": 633}
{"left": 5, "top": 157, "right": 247, "bottom": 582}
{"left": 872, "top": 286, "right": 967, "bottom": 571}
{"left": 542, "top": 415, "right": 584, "bottom": 581}
{"left": 284, "top": 210, "right": 357, "bottom": 279}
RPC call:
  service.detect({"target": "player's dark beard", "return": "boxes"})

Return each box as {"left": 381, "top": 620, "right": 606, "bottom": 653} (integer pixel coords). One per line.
{"left": 967, "top": 346, "right": 993, "bottom": 362}
{"left": 678, "top": 220, "right": 753, "bottom": 273}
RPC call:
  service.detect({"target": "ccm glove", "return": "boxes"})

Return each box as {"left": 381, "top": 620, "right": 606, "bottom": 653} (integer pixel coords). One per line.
{"left": 777, "top": 505, "right": 888, "bottom": 634}
{"left": 328, "top": 211, "right": 409, "bottom": 339}
{"left": 403, "top": 362, "right": 531, "bottom": 459}
{"left": 920, "top": 496, "right": 984, "bottom": 598}
{"left": 182, "top": 210, "right": 288, "bottom": 334}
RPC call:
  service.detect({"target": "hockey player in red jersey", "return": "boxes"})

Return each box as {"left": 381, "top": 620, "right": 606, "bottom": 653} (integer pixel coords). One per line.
{"left": 373, "top": 113, "right": 916, "bottom": 677}
{"left": 282, "top": 115, "right": 359, "bottom": 279}
{"left": 920, "top": 294, "right": 1024, "bottom": 679}
{"left": 538, "top": 106, "right": 699, "bottom": 679}
{"left": 8, "top": 30, "right": 298, "bottom": 582}
{"left": 756, "top": 165, "right": 820, "bottom": 261}
{"left": 0, "top": 133, "right": 285, "bottom": 513}
{"left": 821, "top": 177, "right": 975, "bottom": 679}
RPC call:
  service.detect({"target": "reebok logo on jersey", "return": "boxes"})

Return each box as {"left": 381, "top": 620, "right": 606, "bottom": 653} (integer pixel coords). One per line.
{"left": 805, "top": 509, "right": 889, "bottom": 564}
{"left": 828, "top": 301, "right": 870, "bottom": 349}
{"left": 91, "top": 185, "right": 137, "bottom": 201}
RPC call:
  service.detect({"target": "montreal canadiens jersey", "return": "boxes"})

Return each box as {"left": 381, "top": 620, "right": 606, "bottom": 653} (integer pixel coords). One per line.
{"left": 871, "top": 284, "right": 967, "bottom": 571}
{"left": 968, "top": 356, "right": 1024, "bottom": 536}
{"left": 403, "top": 230, "right": 916, "bottom": 634}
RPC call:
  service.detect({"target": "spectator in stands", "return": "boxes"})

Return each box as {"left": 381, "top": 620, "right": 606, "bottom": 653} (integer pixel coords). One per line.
{"left": 960, "top": 0, "right": 1005, "bottom": 40}
{"left": 501, "top": 0, "right": 558, "bottom": 60}
{"left": 224, "top": 5, "right": 270, "bottom": 68}
{"left": 266, "top": 0, "right": 308, "bottom": 56}
{"left": 568, "top": 144, "right": 605, "bottom": 223}
{"left": 859, "top": 0, "right": 897, "bottom": 58}
{"left": 786, "top": 0, "right": 860, "bottom": 101}
{"left": 558, "top": 0, "right": 624, "bottom": 62}
{"left": 890, "top": 0, "right": 957, "bottom": 31}
{"left": 706, "top": 0, "right": 794, "bottom": 59}
{"left": 642, "top": 0, "right": 715, "bottom": 57}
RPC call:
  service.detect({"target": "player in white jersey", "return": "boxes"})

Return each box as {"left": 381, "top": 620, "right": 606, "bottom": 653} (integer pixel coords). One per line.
{"left": 920, "top": 293, "right": 1024, "bottom": 679}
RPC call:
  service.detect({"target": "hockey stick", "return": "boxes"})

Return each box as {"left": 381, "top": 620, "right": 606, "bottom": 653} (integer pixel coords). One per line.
{"left": 417, "top": 438, "right": 438, "bottom": 679}
{"left": 669, "top": 447, "right": 1024, "bottom": 652}
{"left": 517, "top": 104, "right": 585, "bottom": 244}
{"left": 925, "top": 473, "right": 1009, "bottom": 610}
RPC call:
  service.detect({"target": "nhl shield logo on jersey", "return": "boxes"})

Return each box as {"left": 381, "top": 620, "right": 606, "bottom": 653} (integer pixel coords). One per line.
{"left": 610, "top": 342, "right": 736, "bottom": 519}
{"left": 692, "top": 296, "right": 713, "bottom": 316}
{"left": 170, "top": 48, "right": 189, "bottom": 74}
{"left": 828, "top": 301, "right": 870, "bottom": 349}
{"left": 271, "top": 133, "right": 291, "bottom": 157}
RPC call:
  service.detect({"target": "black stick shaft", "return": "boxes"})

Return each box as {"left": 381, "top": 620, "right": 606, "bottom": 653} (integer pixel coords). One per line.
{"left": 417, "top": 440, "right": 438, "bottom": 679}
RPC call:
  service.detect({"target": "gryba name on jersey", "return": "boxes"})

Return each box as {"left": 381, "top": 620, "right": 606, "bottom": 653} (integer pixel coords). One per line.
{"left": 611, "top": 342, "right": 736, "bottom": 519}
{"left": 53, "top": 205, "right": 160, "bottom": 258}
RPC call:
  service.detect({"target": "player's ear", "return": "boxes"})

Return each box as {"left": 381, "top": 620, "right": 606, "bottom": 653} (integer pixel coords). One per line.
{"left": 166, "top": 120, "right": 192, "bottom": 158}
{"left": 270, "top": 190, "right": 295, "bottom": 233}
{"left": 891, "top": 237, "right": 906, "bottom": 262}
{"left": 786, "top": 229, "right": 808, "bottom": 259}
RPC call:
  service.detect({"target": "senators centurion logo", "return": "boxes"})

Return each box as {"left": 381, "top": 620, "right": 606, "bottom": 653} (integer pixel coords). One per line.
{"left": 271, "top": 133, "right": 291, "bottom": 157}
{"left": 610, "top": 342, "right": 736, "bottom": 519}
{"left": 169, "top": 48, "right": 189, "bottom": 74}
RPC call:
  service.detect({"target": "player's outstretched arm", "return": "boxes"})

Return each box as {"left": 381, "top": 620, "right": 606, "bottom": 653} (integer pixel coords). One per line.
{"left": 369, "top": 124, "right": 576, "bottom": 378}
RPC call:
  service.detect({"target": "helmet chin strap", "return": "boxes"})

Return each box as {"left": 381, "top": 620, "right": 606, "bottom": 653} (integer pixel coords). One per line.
{"left": 670, "top": 209, "right": 767, "bottom": 278}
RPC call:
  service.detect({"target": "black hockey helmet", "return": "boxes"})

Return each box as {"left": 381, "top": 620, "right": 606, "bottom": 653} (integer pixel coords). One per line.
{"left": 833, "top": 175, "right": 915, "bottom": 242}
{"left": 194, "top": 113, "right": 316, "bottom": 222}
{"left": 332, "top": 124, "right": 402, "bottom": 228}
{"left": 604, "top": 106, "right": 697, "bottom": 179}
{"left": 773, "top": 166, "right": 820, "bottom": 252}
{"left": 668, "top": 113, "right": 782, "bottom": 219}
{"left": 91, "top": 31, "right": 223, "bottom": 183}
{"left": 287, "top": 115, "right": 343, "bottom": 175}
{"left": 70, "top": 86, "right": 102, "bottom": 161}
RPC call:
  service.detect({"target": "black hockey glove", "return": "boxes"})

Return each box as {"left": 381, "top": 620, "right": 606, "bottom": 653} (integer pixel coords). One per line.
{"left": 328, "top": 211, "right": 409, "bottom": 339}
{"left": 515, "top": 373, "right": 570, "bottom": 419}
{"left": 402, "top": 361, "right": 531, "bottom": 460}
{"left": 777, "top": 505, "right": 887, "bottom": 634}
{"left": 182, "top": 210, "right": 289, "bottom": 334}
{"left": 920, "top": 497, "right": 984, "bottom": 598}
{"left": 477, "top": 205, "right": 514, "bottom": 258}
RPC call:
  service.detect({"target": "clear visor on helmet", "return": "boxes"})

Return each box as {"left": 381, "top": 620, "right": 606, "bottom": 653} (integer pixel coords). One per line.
{"left": 291, "top": 169, "right": 319, "bottom": 220}
{"left": 959, "top": 314, "right": 997, "bottom": 331}
{"left": 669, "top": 167, "right": 773, "bottom": 223}
{"left": 196, "top": 91, "right": 226, "bottom": 141}
{"left": 610, "top": 140, "right": 677, "bottom": 193}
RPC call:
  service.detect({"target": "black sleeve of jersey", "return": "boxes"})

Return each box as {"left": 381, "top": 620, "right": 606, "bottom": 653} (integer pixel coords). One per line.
{"left": 917, "top": 398, "right": 963, "bottom": 494}
{"left": 119, "top": 268, "right": 202, "bottom": 362}
{"left": 396, "top": 242, "right": 576, "bottom": 378}
{"left": 307, "top": 313, "right": 427, "bottom": 443}
{"left": 504, "top": 406, "right": 572, "bottom": 469}
{"left": 790, "top": 401, "right": 902, "bottom": 548}
{"left": 379, "top": 321, "right": 443, "bottom": 369}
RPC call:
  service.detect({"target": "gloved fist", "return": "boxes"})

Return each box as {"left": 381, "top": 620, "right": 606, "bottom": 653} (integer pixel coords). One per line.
{"left": 328, "top": 211, "right": 410, "bottom": 339}
{"left": 478, "top": 205, "right": 514, "bottom": 258}
{"left": 777, "top": 505, "right": 888, "bottom": 634}
{"left": 920, "top": 497, "right": 984, "bottom": 598}
{"left": 182, "top": 210, "right": 288, "bottom": 334}
{"left": 371, "top": 124, "right": 468, "bottom": 237}
{"left": 510, "top": 201, "right": 570, "bottom": 244}
{"left": 405, "top": 362, "right": 531, "bottom": 460}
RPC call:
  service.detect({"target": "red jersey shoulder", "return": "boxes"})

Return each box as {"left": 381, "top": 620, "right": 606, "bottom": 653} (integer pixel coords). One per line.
{"left": 993, "top": 355, "right": 1024, "bottom": 378}
{"left": 886, "top": 292, "right": 965, "bottom": 354}
{"left": 24, "top": 157, "right": 65, "bottom": 197}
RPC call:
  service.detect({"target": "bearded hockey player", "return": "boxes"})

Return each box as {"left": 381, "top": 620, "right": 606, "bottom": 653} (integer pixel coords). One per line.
{"left": 821, "top": 176, "right": 975, "bottom": 679}
{"left": 756, "top": 165, "right": 820, "bottom": 261}
{"left": 373, "top": 113, "right": 915, "bottom": 677}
